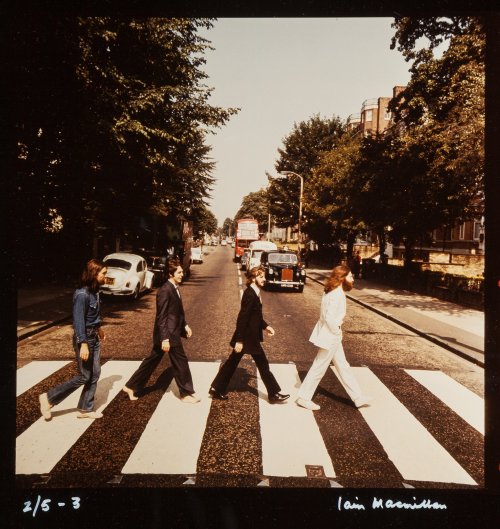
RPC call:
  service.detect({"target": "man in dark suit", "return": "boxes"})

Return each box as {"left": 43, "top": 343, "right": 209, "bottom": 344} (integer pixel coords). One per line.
{"left": 122, "top": 259, "right": 199, "bottom": 403}
{"left": 209, "top": 266, "right": 289, "bottom": 403}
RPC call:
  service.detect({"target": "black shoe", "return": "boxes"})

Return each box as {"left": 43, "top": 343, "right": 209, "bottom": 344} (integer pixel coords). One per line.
{"left": 269, "top": 393, "right": 290, "bottom": 403}
{"left": 209, "top": 387, "right": 228, "bottom": 400}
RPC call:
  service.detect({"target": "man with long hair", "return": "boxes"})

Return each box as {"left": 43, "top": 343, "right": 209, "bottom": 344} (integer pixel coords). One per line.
{"left": 122, "top": 259, "right": 199, "bottom": 403}
{"left": 296, "top": 265, "right": 372, "bottom": 411}
{"left": 208, "top": 266, "right": 289, "bottom": 403}
{"left": 39, "top": 259, "right": 108, "bottom": 420}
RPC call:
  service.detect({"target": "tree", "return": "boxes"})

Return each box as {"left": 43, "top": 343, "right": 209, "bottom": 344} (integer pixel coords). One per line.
{"left": 389, "top": 16, "right": 484, "bottom": 218}
{"left": 234, "top": 189, "right": 270, "bottom": 233}
{"left": 193, "top": 205, "right": 218, "bottom": 237}
{"left": 269, "top": 114, "right": 345, "bottom": 228}
{"left": 305, "top": 133, "right": 364, "bottom": 259}
{"left": 9, "top": 16, "right": 238, "bottom": 282}
{"left": 221, "top": 218, "right": 233, "bottom": 237}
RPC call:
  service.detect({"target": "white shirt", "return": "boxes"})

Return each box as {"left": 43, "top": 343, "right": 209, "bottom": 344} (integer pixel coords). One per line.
{"left": 250, "top": 283, "right": 261, "bottom": 301}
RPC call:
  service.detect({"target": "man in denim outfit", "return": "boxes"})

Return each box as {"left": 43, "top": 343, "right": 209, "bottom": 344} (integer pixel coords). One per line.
{"left": 39, "top": 259, "right": 108, "bottom": 420}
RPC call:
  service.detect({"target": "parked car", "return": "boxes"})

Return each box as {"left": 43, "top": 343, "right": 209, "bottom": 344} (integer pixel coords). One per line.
{"left": 101, "top": 252, "right": 154, "bottom": 299}
{"left": 261, "top": 250, "right": 306, "bottom": 292}
{"left": 140, "top": 252, "right": 169, "bottom": 287}
{"left": 240, "top": 248, "right": 251, "bottom": 271}
{"left": 191, "top": 246, "right": 203, "bottom": 264}
{"left": 221, "top": 240, "right": 227, "bottom": 246}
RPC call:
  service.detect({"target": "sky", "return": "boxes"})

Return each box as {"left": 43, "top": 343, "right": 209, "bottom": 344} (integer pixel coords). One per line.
{"left": 197, "top": 18, "right": 414, "bottom": 226}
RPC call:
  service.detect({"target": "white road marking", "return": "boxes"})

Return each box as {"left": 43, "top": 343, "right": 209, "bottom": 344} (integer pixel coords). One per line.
{"left": 16, "top": 361, "right": 141, "bottom": 475}
{"left": 16, "top": 361, "right": 71, "bottom": 397}
{"left": 257, "top": 363, "right": 336, "bottom": 478}
{"left": 406, "top": 369, "right": 484, "bottom": 435}
{"left": 333, "top": 367, "right": 476, "bottom": 485}
{"left": 121, "top": 361, "right": 220, "bottom": 475}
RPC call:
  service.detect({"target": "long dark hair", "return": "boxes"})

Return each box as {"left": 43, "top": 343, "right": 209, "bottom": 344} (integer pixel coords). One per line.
{"left": 324, "top": 265, "right": 350, "bottom": 293}
{"left": 80, "top": 259, "right": 105, "bottom": 292}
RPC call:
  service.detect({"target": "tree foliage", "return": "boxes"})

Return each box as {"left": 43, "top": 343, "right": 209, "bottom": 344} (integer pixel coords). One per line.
{"left": 9, "top": 16, "right": 237, "bottom": 281}
{"left": 304, "top": 133, "right": 363, "bottom": 250}
{"left": 390, "top": 16, "right": 484, "bottom": 213}
{"left": 193, "top": 204, "right": 218, "bottom": 237}
{"left": 269, "top": 114, "right": 345, "bottom": 227}
{"left": 234, "top": 189, "right": 270, "bottom": 232}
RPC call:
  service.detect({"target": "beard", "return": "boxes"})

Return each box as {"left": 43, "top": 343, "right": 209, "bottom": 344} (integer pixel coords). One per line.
{"left": 342, "top": 280, "right": 354, "bottom": 292}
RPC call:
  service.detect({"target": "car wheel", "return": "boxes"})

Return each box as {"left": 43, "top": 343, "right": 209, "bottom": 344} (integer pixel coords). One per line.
{"left": 297, "top": 285, "right": 304, "bottom": 293}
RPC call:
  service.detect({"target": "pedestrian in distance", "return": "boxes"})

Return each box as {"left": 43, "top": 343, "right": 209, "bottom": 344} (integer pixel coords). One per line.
{"left": 209, "top": 266, "right": 290, "bottom": 403}
{"left": 39, "top": 259, "right": 108, "bottom": 420}
{"left": 352, "top": 250, "right": 362, "bottom": 279}
{"left": 296, "top": 265, "right": 372, "bottom": 411}
{"left": 122, "top": 259, "right": 200, "bottom": 403}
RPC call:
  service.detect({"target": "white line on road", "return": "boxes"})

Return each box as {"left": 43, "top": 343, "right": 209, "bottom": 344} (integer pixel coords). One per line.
{"left": 406, "top": 369, "right": 484, "bottom": 435}
{"left": 333, "top": 367, "right": 476, "bottom": 485}
{"left": 121, "top": 361, "right": 220, "bottom": 475}
{"left": 16, "top": 361, "right": 71, "bottom": 397}
{"left": 16, "top": 361, "right": 141, "bottom": 475}
{"left": 257, "top": 363, "right": 336, "bottom": 478}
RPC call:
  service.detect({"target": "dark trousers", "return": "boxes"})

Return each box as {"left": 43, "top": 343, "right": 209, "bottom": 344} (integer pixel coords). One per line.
{"left": 126, "top": 343, "right": 194, "bottom": 396}
{"left": 211, "top": 348, "right": 281, "bottom": 397}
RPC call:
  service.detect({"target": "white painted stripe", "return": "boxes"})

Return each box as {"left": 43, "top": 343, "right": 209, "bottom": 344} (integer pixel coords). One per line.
{"left": 16, "top": 361, "right": 142, "bottom": 475}
{"left": 121, "top": 361, "right": 220, "bottom": 475}
{"left": 16, "top": 361, "right": 71, "bottom": 397}
{"left": 257, "top": 363, "right": 335, "bottom": 478}
{"left": 332, "top": 367, "right": 476, "bottom": 485}
{"left": 406, "top": 370, "right": 484, "bottom": 435}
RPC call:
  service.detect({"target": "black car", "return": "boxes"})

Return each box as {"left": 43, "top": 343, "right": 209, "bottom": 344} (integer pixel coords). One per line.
{"left": 140, "top": 251, "right": 169, "bottom": 287}
{"left": 261, "top": 250, "right": 306, "bottom": 292}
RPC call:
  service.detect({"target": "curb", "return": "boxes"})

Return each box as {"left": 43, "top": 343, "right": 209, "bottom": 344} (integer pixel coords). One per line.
{"left": 306, "top": 273, "right": 484, "bottom": 368}
{"left": 17, "top": 315, "right": 72, "bottom": 342}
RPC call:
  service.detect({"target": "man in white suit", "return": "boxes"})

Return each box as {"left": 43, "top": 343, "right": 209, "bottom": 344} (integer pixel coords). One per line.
{"left": 296, "top": 265, "right": 372, "bottom": 411}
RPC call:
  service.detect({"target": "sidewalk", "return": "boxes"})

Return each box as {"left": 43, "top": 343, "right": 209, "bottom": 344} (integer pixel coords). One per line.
{"left": 17, "top": 284, "right": 75, "bottom": 341}
{"left": 306, "top": 268, "right": 484, "bottom": 367}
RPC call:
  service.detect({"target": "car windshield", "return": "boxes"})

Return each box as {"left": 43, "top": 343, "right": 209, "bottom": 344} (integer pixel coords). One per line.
{"left": 104, "top": 259, "right": 132, "bottom": 270}
{"left": 268, "top": 253, "right": 298, "bottom": 265}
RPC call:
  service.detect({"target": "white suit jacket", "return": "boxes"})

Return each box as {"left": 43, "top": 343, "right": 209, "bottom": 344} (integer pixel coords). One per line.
{"left": 309, "top": 286, "right": 345, "bottom": 349}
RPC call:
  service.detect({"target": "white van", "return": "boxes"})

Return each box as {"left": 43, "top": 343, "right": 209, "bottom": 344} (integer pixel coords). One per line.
{"left": 248, "top": 241, "right": 278, "bottom": 270}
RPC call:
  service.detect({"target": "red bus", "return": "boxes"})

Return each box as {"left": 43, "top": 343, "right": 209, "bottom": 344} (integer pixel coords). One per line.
{"left": 234, "top": 217, "right": 259, "bottom": 262}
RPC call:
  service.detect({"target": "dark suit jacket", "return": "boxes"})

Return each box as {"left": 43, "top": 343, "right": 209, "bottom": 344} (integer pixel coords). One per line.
{"left": 230, "top": 286, "right": 268, "bottom": 354}
{"left": 153, "top": 280, "right": 187, "bottom": 347}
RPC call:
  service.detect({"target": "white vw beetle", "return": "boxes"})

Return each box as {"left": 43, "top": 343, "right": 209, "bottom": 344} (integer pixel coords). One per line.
{"left": 101, "top": 252, "right": 154, "bottom": 300}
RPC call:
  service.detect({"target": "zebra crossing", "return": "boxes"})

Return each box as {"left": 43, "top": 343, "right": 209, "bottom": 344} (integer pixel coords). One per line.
{"left": 16, "top": 360, "right": 483, "bottom": 487}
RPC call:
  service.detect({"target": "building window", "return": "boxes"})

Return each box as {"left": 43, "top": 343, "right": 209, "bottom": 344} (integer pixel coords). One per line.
{"left": 473, "top": 221, "right": 482, "bottom": 240}
{"left": 458, "top": 223, "right": 465, "bottom": 240}
{"left": 384, "top": 108, "right": 391, "bottom": 120}
{"left": 365, "top": 110, "right": 373, "bottom": 122}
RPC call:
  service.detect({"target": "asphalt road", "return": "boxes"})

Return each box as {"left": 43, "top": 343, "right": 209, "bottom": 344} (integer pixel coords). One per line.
{"left": 16, "top": 245, "right": 484, "bottom": 490}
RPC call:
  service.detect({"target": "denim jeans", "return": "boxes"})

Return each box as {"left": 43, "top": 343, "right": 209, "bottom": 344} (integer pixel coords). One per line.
{"left": 47, "top": 331, "right": 101, "bottom": 412}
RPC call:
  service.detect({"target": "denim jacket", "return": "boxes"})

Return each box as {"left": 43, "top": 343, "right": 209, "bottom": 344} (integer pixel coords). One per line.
{"left": 73, "top": 287, "right": 102, "bottom": 344}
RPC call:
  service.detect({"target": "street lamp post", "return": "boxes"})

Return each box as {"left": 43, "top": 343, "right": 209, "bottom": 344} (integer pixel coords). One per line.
{"left": 266, "top": 176, "right": 273, "bottom": 241}
{"left": 278, "top": 171, "right": 303, "bottom": 252}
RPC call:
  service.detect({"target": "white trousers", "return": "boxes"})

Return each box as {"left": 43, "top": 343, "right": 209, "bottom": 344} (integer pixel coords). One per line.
{"left": 297, "top": 340, "right": 363, "bottom": 403}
